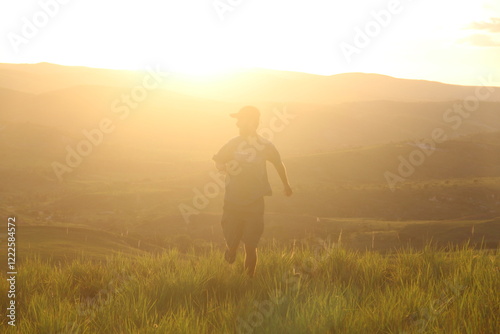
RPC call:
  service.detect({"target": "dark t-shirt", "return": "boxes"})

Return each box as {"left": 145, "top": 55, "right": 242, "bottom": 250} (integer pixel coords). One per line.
{"left": 213, "top": 135, "right": 281, "bottom": 207}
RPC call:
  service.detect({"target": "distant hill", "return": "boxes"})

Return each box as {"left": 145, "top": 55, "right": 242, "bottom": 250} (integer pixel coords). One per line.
{"left": 163, "top": 69, "right": 500, "bottom": 105}
{"left": 285, "top": 130, "right": 500, "bottom": 185}
{"left": 1, "top": 62, "right": 499, "bottom": 103}
{"left": 1, "top": 82, "right": 500, "bottom": 160}
{"left": 0, "top": 62, "right": 142, "bottom": 95}
{"left": 2, "top": 63, "right": 499, "bottom": 162}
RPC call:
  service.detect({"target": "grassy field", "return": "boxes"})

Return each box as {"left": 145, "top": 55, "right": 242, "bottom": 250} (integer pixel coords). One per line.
{"left": 0, "top": 242, "right": 498, "bottom": 333}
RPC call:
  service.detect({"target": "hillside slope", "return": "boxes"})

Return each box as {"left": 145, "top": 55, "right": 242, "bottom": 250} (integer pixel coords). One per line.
{"left": 1, "top": 63, "right": 499, "bottom": 103}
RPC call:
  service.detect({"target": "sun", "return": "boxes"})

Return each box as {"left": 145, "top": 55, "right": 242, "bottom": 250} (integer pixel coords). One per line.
{"left": 154, "top": 47, "right": 243, "bottom": 77}
{"left": 166, "top": 61, "right": 240, "bottom": 77}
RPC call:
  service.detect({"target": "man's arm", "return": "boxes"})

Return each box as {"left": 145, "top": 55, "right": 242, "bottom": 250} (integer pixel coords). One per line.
{"left": 213, "top": 141, "right": 232, "bottom": 173}
{"left": 215, "top": 161, "right": 227, "bottom": 173}
{"left": 273, "top": 161, "right": 293, "bottom": 196}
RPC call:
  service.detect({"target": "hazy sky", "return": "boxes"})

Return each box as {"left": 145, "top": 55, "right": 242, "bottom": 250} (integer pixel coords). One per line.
{"left": 1, "top": 0, "right": 499, "bottom": 86}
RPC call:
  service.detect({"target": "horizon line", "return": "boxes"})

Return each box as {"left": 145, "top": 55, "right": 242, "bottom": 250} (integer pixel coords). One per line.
{"left": 0, "top": 61, "right": 498, "bottom": 88}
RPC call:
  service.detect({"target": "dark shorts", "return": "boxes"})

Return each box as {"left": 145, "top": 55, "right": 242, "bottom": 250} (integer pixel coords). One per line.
{"left": 221, "top": 198, "right": 264, "bottom": 249}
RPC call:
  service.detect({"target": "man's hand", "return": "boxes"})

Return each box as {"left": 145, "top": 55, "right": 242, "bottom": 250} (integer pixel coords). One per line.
{"left": 215, "top": 162, "right": 227, "bottom": 173}
{"left": 284, "top": 184, "right": 293, "bottom": 197}
{"left": 273, "top": 161, "right": 292, "bottom": 197}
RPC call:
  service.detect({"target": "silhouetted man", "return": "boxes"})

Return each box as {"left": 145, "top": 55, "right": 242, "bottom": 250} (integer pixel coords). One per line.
{"left": 213, "top": 106, "right": 292, "bottom": 277}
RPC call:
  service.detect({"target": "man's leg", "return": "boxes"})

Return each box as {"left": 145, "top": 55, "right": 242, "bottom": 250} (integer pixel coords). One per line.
{"left": 241, "top": 200, "right": 264, "bottom": 277}
{"left": 244, "top": 243, "right": 257, "bottom": 277}
{"left": 222, "top": 210, "right": 243, "bottom": 264}
{"left": 225, "top": 239, "right": 240, "bottom": 264}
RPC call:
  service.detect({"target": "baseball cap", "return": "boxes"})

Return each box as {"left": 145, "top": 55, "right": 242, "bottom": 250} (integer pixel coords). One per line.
{"left": 230, "top": 106, "right": 260, "bottom": 119}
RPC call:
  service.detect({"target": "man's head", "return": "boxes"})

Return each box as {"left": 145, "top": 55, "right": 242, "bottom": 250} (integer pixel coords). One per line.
{"left": 231, "top": 106, "right": 260, "bottom": 136}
